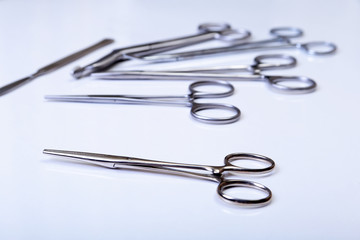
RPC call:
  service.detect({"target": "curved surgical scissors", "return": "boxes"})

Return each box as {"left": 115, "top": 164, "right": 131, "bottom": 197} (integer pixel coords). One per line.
{"left": 43, "top": 149, "right": 275, "bottom": 207}
{"left": 72, "top": 23, "right": 251, "bottom": 79}
{"left": 45, "top": 80, "right": 241, "bottom": 124}
{"left": 134, "top": 27, "right": 337, "bottom": 62}
{"left": 92, "top": 54, "right": 316, "bottom": 94}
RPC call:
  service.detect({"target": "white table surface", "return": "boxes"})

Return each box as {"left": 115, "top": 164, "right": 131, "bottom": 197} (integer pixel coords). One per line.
{"left": 1, "top": 0, "right": 359, "bottom": 239}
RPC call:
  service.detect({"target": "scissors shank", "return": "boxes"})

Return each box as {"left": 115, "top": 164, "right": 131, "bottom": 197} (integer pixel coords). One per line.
{"left": 125, "top": 32, "right": 222, "bottom": 57}
{"left": 92, "top": 71, "right": 263, "bottom": 82}
{"left": 45, "top": 94, "right": 191, "bottom": 106}
{"left": 116, "top": 164, "right": 219, "bottom": 182}
{"left": 232, "top": 37, "right": 290, "bottom": 47}
{"left": 161, "top": 64, "right": 252, "bottom": 73}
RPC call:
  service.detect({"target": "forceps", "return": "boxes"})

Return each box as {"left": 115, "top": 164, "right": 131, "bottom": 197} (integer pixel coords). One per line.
{"left": 92, "top": 54, "right": 317, "bottom": 94}
{"left": 135, "top": 27, "right": 337, "bottom": 62}
{"left": 73, "top": 23, "right": 251, "bottom": 79}
{"left": 45, "top": 80, "right": 241, "bottom": 124}
{"left": 43, "top": 149, "right": 275, "bottom": 207}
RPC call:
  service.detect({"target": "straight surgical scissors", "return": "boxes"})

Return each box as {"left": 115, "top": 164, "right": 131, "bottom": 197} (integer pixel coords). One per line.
{"left": 72, "top": 23, "right": 251, "bottom": 79}
{"left": 43, "top": 149, "right": 275, "bottom": 207}
{"left": 133, "top": 27, "right": 337, "bottom": 62}
{"left": 45, "top": 80, "right": 241, "bottom": 124}
{"left": 92, "top": 54, "right": 317, "bottom": 94}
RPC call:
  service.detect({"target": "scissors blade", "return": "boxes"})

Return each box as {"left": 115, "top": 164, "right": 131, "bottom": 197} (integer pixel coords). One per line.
{"left": 43, "top": 149, "right": 181, "bottom": 170}
{"left": 43, "top": 149, "right": 123, "bottom": 168}
{"left": 44, "top": 94, "right": 168, "bottom": 104}
{"left": 91, "top": 71, "right": 259, "bottom": 81}
{"left": 45, "top": 94, "right": 191, "bottom": 106}
{"left": 45, "top": 94, "right": 133, "bottom": 104}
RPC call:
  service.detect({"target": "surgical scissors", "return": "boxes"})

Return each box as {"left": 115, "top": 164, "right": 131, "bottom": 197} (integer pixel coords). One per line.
{"left": 72, "top": 23, "right": 251, "bottom": 79}
{"left": 45, "top": 80, "right": 241, "bottom": 124}
{"left": 134, "top": 27, "right": 337, "bottom": 62}
{"left": 43, "top": 149, "right": 275, "bottom": 207}
{"left": 92, "top": 54, "right": 317, "bottom": 94}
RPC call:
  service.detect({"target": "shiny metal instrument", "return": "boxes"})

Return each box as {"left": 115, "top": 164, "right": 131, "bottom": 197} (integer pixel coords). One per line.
{"left": 72, "top": 23, "right": 251, "bottom": 79}
{"left": 43, "top": 149, "right": 275, "bottom": 207}
{"left": 0, "top": 39, "right": 114, "bottom": 97}
{"left": 134, "top": 27, "right": 337, "bottom": 62}
{"left": 92, "top": 54, "right": 316, "bottom": 94}
{"left": 45, "top": 80, "right": 241, "bottom": 124}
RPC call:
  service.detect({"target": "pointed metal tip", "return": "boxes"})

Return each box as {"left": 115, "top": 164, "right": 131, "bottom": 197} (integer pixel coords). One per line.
{"left": 42, "top": 149, "right": 118, "bottom": 168}
{"left": 43, "top": 149, "right": 72, "bottom": 156}
{"left": 44, "top": 95, "right": 59, "bottom": 100}
{"left": 44, "top": 95, "right": 83, "bottom": 102}
{"left": 43, "top": 149, "right": 50, "bottom": 154}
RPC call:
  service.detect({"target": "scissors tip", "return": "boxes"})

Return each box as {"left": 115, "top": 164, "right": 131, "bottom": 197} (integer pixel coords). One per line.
{"left": 43, "top": 149, "right": 73, "bottom": 156}
{"left": 43, "top": 149, "right": 119, "bottom": 168}
{"left": 44, "top": 95, "right": 89, "bottom": 102}
{"left": 44, "top": 95, "right": 63, "bottom": 100}
{"left": 43, "top": 149, "right": 58, "bottom": 154}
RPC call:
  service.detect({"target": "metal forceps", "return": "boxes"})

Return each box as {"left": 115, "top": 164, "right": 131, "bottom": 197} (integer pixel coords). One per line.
{"left": 45, "top": 80, "right": 241, "bottom": 124}
{"left": 92, "top": 54, "right": 317, "bottom": 94}
{"left": 136, "top": 27, "right": 337, "bottom": 62}
{"left": 72, "top": 23, "right": 251, "bottom": 79}
{"left": 43, "top": 149, "right": 275, "bottom": 207}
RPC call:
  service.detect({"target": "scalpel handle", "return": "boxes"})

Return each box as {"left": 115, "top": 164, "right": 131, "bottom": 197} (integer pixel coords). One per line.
{"left": 0, "top": 76, "right": 34, "bottom": 97}
{"left": 0, "top": 38, "right": 114, "bottom": 97}
{"left": 36, "top": 38, "right": 115, "bottom": 75}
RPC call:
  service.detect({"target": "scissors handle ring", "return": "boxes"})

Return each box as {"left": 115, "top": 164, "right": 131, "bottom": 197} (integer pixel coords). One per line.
{"left": 198, "top": 23, "right": 251, "bottom": 42}
{"left": 298, "top": 41, "right": 337, "bottom": 55}
{"left": 254, "top": 54, "right": 297, "bottom": 71}
{"left": 224, "top": 153, "right": 275, "bottom": 173}
{"left": 266, "top": 76, "right": 317, "bottom": 94}
{"left": 217, "top": 180, "right": 272, "bottom": 206}
{"left": 270, "top": 27, "right": 303, "bottom": 38}
{"left": 198, "top": 23, "right": 232, "bottom": 33}
{"left": 220, "top": 29, "right": 252, "bottom": 42}
{"left": 191, "top": 103, "right": 241, "bottom": 124}
{"left": 189, "top": 80, "right": 235, "bottom": 98}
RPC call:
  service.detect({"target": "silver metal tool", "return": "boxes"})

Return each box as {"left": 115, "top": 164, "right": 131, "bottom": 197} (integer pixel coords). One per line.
{"left": 43, "top": 149, "right": 275, "bottom": 207}
{"left": 134, "top": 27, "right": 337, "bottom": 62}
{"left": 71, "top": 23, "right": 251, "bottom": 79}
{"left": 45, "top": 80, "right": 241, "bottom": 124}
{"left": 92, "top": 54, "right": 316, "bottom": 94}
{"left": 0, "top": 38, "right": 114, "bottom": 97}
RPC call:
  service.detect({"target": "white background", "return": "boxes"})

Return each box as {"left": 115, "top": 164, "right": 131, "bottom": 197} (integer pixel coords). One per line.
{"left": 1, "top": 0, "right": 359, "bottom": 239}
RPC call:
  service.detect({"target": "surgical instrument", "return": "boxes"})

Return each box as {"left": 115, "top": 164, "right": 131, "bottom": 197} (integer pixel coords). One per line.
{"left": 45, "top": 80, "right": 241, "bottom": 124}
{"left": 92, "top": 54, "right": 316, "bottom": 94}
{"left": 72, "top": 23, "right": 251, "bottom": 79}
{"left": 134, "top": 27, "right": 337, "bottom": 62}
{"left": 0, "top": 39, "right": 114, "bottom": 97}
{"left": 43, "top": 149, "right": 275, "bottom": 207}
